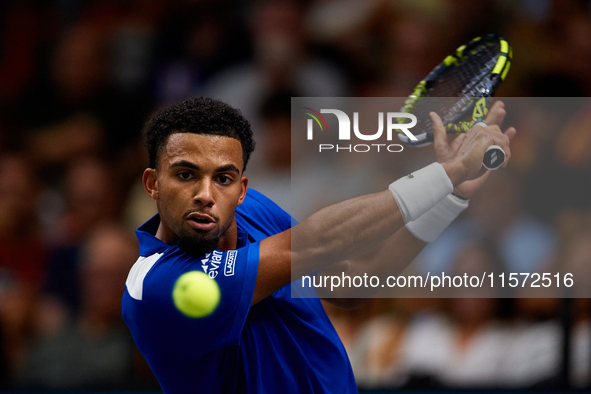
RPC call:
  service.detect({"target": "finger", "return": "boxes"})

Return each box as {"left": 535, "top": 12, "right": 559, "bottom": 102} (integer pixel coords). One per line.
{"left": 499, "top": 126, "right": 516, "bottom": 167}
{"left": 469, "top": 167, "right": 491, "bottom": 184}
{"left": 492, "top": 134, "right": 510, "bottom": 168}
{"left": 503, "top": 146, "right": 511, "bottom": 167}
{"left": 498, "top": 129, "right": 511, "bottom": 164}
{"left": 484, "top": 101, "right": 506, "bottom": 127}
{"left": 496, "top": 134, "right": 511, "bottom": 168}
{"left": 504, "top": 126, "right": 517, "bottom": 140}
{"left": 429, "top": 112, "right": 448, "bottom": 150}
{"left": 480, "top": 126, "right": 511, "bottom": 168}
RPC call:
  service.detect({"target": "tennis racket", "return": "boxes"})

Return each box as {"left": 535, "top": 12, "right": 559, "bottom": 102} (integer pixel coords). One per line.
{"left": 397, "top": 34, "right": 512, "bottom": 170}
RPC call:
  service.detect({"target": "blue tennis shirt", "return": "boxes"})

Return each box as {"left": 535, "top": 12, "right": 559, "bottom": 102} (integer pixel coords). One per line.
{"left": 122, "top": 189, "right": 357, "bottom": 393}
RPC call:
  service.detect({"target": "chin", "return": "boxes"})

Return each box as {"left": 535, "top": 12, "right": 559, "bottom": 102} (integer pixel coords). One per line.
{"left": 177, "top": 233, "right": 220, "bottom": 257}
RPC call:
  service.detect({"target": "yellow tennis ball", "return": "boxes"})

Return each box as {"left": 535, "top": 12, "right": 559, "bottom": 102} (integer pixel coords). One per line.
{"left": 172, "top": 271, "right": 220, "bottom": 318}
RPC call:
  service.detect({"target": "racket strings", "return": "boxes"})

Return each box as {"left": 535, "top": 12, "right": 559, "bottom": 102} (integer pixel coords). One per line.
{"left": 432, "top": 43, "right": 499, "bottom": 97}
{"left": 409, "top": 41, "right": 501, "bottom": 135}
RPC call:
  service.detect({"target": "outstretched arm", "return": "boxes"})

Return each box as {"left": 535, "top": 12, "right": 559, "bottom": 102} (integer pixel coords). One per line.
{"left": 252, "top": 105, "right": 513, "bottom": 305}
{"left": 322, "top": 102, "right": 517, "bottom": 307}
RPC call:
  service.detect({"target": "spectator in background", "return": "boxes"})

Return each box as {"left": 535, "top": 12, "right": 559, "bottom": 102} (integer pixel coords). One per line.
{"left": 18, "top": 223, "right": 143, "bottom": 390}
{"left": 246, "top": 90, "right": 294, "bottom": 213}
{"left": 110, "top": 0, "right": 167, "bottom": 95}
{"left": 44, "top": 157, "right": 120, "bottom": 316}
{"left": 17, "top": 21, "right": 145, "bottom": 180}
{"left": 419, "top": 170, "right": 556, "bottom": 276}
{"left": 522, "top": 98, "right": 591, "bottom": 222}
{"left": 205, "top": 0, "right": 347, "bottom": 129}
{"left": 20, "top": 23, "right": 108, "bottom": 170}
{"left": 347, "top": 298, "right": 440, "bottom": 389}
{"left": 0, "top": 1, "right": 44, "bottom": 105}
{"left": 399, "top": 242, "right": 509, "bottom": 389}
{"left": 304, "top": 0, "right": 388, "bottom": 93}
{"left": 370, "top": 1, "right": 448, "bottom": 97}
{"left": 0, "top": 0, "right": 587, "bottom": 391}
{"left": 552, "top": 214, "right": 591, "bottom": 388}
{"left": 0, "top": 154, "right": 46, "bottom": 380}
{"left": 152, "top": 0, "right": 250, "bottom": 105}
{"left": 0, "top": 154, "right": 45, "bottom": 292}
{"left": 564, "top": 230, "right": 591, "bottom": 389}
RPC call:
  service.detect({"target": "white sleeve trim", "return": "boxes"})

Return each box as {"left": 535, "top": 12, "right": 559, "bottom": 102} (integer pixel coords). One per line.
{"left": 125, "top": 253, "right": 163, "bottom": 300}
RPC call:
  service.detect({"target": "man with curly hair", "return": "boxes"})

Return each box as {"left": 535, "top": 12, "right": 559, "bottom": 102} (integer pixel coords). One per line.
{"left": 123, "top": 97, "right": 514, "bottom": 393}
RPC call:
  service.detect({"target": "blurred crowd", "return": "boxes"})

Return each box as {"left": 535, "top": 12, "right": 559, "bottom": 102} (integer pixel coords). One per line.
{"left": 0, "top": 0, "right": 591, "bottom": 391}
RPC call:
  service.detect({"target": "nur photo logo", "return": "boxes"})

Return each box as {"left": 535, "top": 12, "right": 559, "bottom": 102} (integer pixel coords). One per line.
{"left": 303, "top": 107, "right": 418, "bottom": 153}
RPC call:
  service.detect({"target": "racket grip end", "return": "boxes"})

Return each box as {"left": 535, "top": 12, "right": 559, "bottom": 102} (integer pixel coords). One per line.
{"left": 483, "top": 145, "right": 505, "bottom": 170}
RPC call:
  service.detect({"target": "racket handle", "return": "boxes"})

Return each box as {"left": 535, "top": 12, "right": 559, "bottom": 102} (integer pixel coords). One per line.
{"left": 474, "top": 122, "right": 505, "bottom": 170}
{"left": 483, "top": 145, "right": 505, "bottom": 170}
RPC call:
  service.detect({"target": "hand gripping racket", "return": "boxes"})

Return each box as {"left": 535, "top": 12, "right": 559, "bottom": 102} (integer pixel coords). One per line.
{"left": 397, "top": 34, "right": 513, "bottom": 170}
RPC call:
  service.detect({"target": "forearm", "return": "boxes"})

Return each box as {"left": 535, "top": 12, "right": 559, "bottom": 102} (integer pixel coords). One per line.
{"left": 320, "top": 192, "right": 469, "bottom": 301}
{"left": 347, "top": 226, "right": 427, "bottom": 278}
{"left": 292, "top": 163, "right": 456, "bottom": 277}
{"left": 352, "top": 192, "right": 469, "bottom": 277}
{"left": 291, "top": 190, "right": 403, "bottom": 278}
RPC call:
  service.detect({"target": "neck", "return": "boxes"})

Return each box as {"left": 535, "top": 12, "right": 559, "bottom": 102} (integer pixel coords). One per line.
{"left": 216, "top": 218, "right": 238, "bottom": 251}
{"left": 155, "top": 217, "right": 176, "bottom": 244}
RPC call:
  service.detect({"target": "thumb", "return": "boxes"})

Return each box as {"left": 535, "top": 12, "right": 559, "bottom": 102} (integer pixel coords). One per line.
{"left": 430, "top": 112, "right": 448, "bottom": 151}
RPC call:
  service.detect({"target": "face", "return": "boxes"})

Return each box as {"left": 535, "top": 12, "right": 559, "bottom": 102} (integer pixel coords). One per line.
{"left": 143, "top": 133, "right": 248, "bottom": 255}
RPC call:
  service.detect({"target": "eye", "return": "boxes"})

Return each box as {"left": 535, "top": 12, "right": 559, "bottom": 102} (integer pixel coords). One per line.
{"left": 218, "top": 175, "right": 232, "bottom": 184}
{"left": 178, "top": 172, "right": 194, "bottom": 180}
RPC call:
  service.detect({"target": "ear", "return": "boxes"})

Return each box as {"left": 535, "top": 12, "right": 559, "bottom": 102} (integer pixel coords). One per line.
{"left": 237, "top": 175, "right": 248, "bottom": 206}
{"left": 142, "top": 168, "right": 159, "bottom": 200}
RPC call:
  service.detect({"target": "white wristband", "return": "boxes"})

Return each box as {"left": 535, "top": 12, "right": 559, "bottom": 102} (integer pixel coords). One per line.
{"left": 388, "top": 162, "right": 454, "bottom": 223}
{"left": 406, "top": 194, "right": 469, "bottom": 242}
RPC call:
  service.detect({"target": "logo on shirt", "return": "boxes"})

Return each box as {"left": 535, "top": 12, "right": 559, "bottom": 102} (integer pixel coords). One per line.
{"left": 201, "top": 252, "right": 211, "bottom": 274}
{"left": 224, "top": 250, "right": 237, "bottom": 276}
{"left": 201, "top": 251, "right": 223, "bottom": 279}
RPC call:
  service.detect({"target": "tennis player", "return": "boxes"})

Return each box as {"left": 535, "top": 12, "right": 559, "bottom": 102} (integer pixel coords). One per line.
{"left": 122, "top": 97, "right": 514, "bottom": 393}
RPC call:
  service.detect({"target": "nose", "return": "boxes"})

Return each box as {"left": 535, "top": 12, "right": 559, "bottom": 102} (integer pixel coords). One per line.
{"left": 193, "top": 178, "right": 214, "bottom": 206}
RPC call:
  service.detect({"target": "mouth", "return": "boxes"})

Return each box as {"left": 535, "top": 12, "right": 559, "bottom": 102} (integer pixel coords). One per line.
{"left": 186, "top": 213, "right": 216, "bottom": 231}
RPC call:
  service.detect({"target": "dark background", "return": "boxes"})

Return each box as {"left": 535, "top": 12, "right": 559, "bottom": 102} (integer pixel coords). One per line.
{"left": 0, "top": 0, "right": 591, "bottom": 391}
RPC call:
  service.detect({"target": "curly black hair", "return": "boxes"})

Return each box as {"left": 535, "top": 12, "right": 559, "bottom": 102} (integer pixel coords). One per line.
{"left": 144, "top": 97, "right": 256, "bottom": 171}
